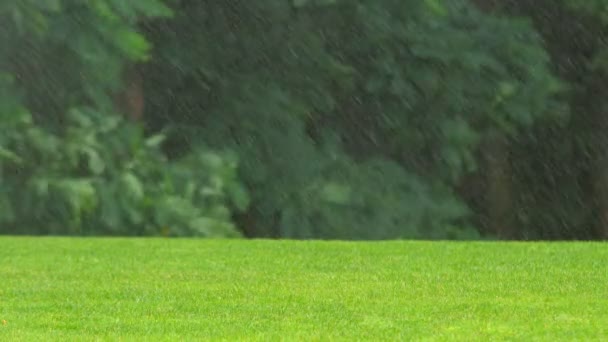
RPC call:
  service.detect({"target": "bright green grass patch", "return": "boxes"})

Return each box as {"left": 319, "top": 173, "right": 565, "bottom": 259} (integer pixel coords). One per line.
{"left": 0, "top": 238, "right": 607, "bottom": 341}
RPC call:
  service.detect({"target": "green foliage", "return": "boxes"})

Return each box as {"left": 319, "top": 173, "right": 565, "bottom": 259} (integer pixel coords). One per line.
{"left": 0, "top": 0, "right": 578, "bottom": 240}
{"left": 0, "top": 1, "right": 245, "bottom": 237}
{"left": 0, "top": 0, "right": 171, "bottom": 114}
{"left": 565, "top": 0, "right": 608, "bottom": 22}
{"left": 142, "top": 0, "right": 560, "bottom": 239}
{"left": 330, "top": 0, "right": 563, "bottom": 179}
{"left": 495, "top": 0, "right": 608, "bottom": 239}
{"left": 280, "top": 154, "right": 475, "bottom": 240}
{"left": 0, "top": 107, "right": 245, "bottom": 237}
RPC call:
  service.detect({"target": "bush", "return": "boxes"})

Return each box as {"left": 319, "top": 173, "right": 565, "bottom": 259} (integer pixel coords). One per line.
{"left": 0, "top": 106, "right": 247, "bottom": 237}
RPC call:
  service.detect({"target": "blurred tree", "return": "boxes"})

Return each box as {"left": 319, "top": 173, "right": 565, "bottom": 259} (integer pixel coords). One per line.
{"left": 142, "top": 0, "right": 562, "bottom": 239}
{"left": 0, "top": 1, "right": 248, "bottom": 237}
{"left": 565, "top": 0, "right": 608, "bottom": 239}
{"left": 114, "top": 64, "right": 145, "bottom": 122}
{"left": 490, "top": 0, "right": 608, "bottom": 239}
{"left": 0, "top": 0, "right": 574, "bottom": 240}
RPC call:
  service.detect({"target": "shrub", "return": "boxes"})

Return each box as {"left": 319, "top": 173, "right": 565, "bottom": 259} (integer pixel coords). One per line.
{"left": 0, "top": 105, "right": 247, "bottom": 237}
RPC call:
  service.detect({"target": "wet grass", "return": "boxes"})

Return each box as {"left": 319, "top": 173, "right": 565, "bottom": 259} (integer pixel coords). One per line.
{"left": 1, "top": 237, "right": 607, "bottom": 340}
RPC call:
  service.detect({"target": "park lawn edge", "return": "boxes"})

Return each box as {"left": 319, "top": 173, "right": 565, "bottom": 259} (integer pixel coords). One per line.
{"left": 1, "top": 237, "right": 607, "bottom": 341}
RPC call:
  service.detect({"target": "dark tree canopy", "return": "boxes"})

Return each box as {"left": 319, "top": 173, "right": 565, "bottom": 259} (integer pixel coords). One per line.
{"left": 2, "top": 0, "right": 605, "bottom": 240}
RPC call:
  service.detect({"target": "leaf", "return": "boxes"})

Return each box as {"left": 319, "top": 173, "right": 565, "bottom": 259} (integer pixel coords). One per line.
{"left": 320, "top": 182, "right": 352, "bottom": 205}
{"left": 56, "top": 179, "right": 98, "bottom": 215}
{"left": 42, "top": 0, "right": 62, "bottom": 12}
{"left": 109, "top": 0, "right": 174, "bottom": 19}
{"left": 91, "top": 0, "right": 120, "bottom": 21}
{"left": 85, "top": 148, "right": 105, "bottom": 175}
{"left": 498, "top": 81, "right": 516, "bottom": 99}
{"left": 121, "top": 172, "right": 144, "bottom": 201}
{"left": 31, "top": 179, "right": 50, "bottom": 197}
{"left": 424, "top": 0, "right": 448, "bottom": 16}
{"left": 188, "top": 217, "right": 236, "bottom": 237}
{"left": 145, "top": 134, "right": 166, "bottom": 148}
{"left": 113, "top": 29, "right": 151, "bottom": 61}
{"left": 226, "top": 184, "right": 250, "bottom": 212}
{"left": 0, "top": 147, "right": 22, "bottom": 164}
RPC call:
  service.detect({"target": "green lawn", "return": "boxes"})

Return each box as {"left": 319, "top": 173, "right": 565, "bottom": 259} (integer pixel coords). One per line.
{"left": 0, "top": 237, "right": 606, "bottom": 341}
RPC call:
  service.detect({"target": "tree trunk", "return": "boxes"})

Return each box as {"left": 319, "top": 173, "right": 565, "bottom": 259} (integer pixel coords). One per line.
{"left": 113, "top": 64, "right": 145, "bottom": 122}
{"left": 592, "top": 163, "right": 608, "bottom": 239}
{"left": 591, "top": 109, "right": 608, "bottom": 240}
{"left": 470, "top": 0, "right": 516, "bottom": 240}
{"left": 484, "top": 133, "right": 514, "bottom": 239}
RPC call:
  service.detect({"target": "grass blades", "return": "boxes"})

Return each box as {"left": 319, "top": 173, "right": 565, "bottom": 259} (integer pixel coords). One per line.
{"left": 1, "top": 237, "right": 607, "bottom": 340}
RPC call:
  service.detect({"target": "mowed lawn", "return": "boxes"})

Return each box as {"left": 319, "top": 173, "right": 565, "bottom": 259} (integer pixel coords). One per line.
{"left": 1, "top": 238, "right": 607, "bottom": 341}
